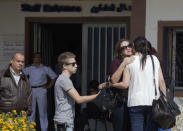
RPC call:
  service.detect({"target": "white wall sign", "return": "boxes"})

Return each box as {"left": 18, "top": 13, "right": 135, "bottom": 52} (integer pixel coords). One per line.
{"left": 3, "top": 41, "right": 24, "bottom": 56}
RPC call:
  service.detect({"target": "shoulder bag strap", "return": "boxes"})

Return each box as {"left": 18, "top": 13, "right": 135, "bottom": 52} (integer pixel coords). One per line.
{"left": 150, "top": 55, "right": 158, "bottom": 98}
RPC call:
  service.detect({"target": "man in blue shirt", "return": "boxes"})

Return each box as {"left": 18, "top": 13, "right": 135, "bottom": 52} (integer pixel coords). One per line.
{"left": 24, "top": 53, "right": 57, "bottom": 131}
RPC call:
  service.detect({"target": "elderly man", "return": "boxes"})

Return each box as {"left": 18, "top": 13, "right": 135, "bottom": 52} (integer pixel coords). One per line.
{"left": 0, "top": 52, "right": 32, "bottom": 115}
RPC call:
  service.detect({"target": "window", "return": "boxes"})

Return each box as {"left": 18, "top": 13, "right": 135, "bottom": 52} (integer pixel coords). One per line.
{"left": 163, "top": 28, "right": 183, "bottom": 91}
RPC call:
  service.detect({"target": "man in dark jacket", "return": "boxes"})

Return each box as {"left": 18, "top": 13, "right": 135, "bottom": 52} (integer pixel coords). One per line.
{"left": 0, "top": 52, "right": 32, "bottom": 116}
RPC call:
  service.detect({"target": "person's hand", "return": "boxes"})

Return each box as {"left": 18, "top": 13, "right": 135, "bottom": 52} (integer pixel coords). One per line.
{"left": 98, "top": 82, "right": 113, "bottom": 89}
{"left": 98, "top": 83, "right": 106, "bottom": 89}
{"left": 93, "top": 89, "right": 101, "bottom": 98}
{"left": 123, "top": 56, "right": 135, "bottom": 65}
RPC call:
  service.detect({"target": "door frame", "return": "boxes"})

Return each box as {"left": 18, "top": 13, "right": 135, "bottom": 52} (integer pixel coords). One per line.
{"left": 25, "top": 17, "right": 130, "bottom": 97}
{"left": 158, "top": 21, "right": 183, "bottom": 96}
{"left": 25, "top": 17, "right": 130, "bottom": 65}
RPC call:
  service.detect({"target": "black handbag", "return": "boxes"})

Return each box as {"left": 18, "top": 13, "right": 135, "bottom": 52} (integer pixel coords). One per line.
{"left": 150, "top": 55, "right": 181, "bottom": 130}
{"left": 93, "top": 86, "right": 117, "bottom": 116}
{"left": 152, "top": 93, "right": 176, "bottom": 129}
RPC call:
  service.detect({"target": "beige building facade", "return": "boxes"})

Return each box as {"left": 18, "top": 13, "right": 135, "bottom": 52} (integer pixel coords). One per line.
{"left": 0, "top": 0, "right": 182, "bottom": 130}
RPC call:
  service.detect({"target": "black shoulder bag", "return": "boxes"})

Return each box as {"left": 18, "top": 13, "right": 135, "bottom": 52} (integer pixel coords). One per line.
{"left": 150, "top": 55, "right": 181, "bottom": 130}
{"left": 93, "top": 82, "right": 118, "bottom": 118}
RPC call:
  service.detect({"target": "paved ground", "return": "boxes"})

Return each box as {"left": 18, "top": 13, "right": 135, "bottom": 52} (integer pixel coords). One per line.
{"left": 88, "top": 119, "right": 113, "bottom": 131}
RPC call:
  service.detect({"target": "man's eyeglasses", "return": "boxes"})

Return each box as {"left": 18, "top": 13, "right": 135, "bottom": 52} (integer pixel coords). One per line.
{"left": 65, "top": 62, "right": 77, "bottom": 67}
{"left": 120, "top": 43, "right": 133, "bottom": 50}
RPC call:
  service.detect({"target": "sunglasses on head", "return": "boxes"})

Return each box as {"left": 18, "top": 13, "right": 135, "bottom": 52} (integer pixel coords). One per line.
{"left": 120, "top": 43, "right": 133, "bottom": 50}
{"left": 65, "top": 62, "right": 77, "bottom": 67}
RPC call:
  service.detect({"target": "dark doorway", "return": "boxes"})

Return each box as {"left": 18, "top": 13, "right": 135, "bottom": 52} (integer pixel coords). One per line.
{"left": 51, "top": 23, "right": 82, "bottom": 68}
{"left": 29, "top": 23, "right": 82, "bottom": 130}
{"left": 29, "top": 23, "right": 82, "bottom": 68}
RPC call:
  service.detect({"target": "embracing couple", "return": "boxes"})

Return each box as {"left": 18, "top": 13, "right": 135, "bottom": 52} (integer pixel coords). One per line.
{"left": 100, "top": 37, "right": 170, "bottom": 131}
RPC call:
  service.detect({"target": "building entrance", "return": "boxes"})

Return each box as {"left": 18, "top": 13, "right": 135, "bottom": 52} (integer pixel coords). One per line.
{"left": 25, "top": 17, "right": 129, "bottom": 130}
{"left": 29, "top": 23, "right": 82, "bottom": 69}
{"left": 28, "top": 23, "right": 82, "bottom": 130}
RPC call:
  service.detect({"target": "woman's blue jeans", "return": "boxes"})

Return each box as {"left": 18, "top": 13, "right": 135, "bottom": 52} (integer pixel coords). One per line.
{"left": 110, "top": 103, "right": 130, "bottom": 131}
{"left": 128, "top": 106, "right": 158, "bottom": 131}
{"left": 158, "top": 129, "right": 171, "bottom": 131}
